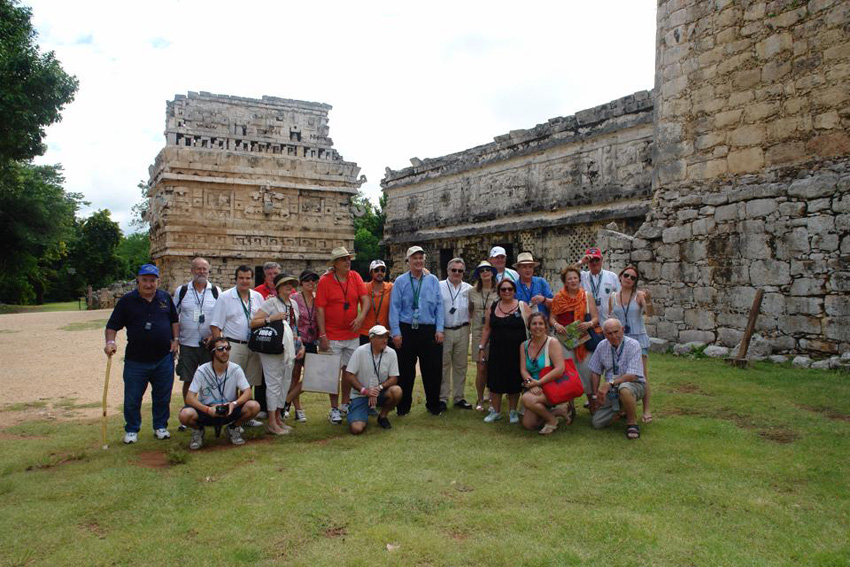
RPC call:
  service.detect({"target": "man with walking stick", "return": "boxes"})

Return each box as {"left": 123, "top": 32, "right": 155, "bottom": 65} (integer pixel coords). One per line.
{"left": 104, "top": 264, "right": 179, "bottom": 444}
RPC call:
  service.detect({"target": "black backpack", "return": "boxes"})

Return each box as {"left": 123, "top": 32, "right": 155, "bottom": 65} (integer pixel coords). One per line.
{"left": 176, "top": 284, "right": 219, "bottom": 312}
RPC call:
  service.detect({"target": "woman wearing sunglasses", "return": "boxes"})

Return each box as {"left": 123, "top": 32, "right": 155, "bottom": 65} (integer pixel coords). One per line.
{"left": 478, "top": 279, "right": 527, "bottom": 423}
{"left": 609, "top": 265, "right": 653, "bottom": 424}
{"left": 468, "top": 260, "right": 498, "bottom": 411}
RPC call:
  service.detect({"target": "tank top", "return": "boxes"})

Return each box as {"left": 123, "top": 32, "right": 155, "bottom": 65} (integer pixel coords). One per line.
{"left": 611, "top": 292, "right": 649, "bottom": 349}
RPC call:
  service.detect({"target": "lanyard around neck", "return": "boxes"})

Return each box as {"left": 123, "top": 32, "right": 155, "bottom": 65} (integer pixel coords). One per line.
{"left": 410, "top": 273, "right": 423, "bottom": 308}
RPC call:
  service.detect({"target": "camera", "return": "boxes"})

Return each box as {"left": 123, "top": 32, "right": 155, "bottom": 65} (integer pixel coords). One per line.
{"left": 214, "top": 404, "right": 229, "bottom": 416}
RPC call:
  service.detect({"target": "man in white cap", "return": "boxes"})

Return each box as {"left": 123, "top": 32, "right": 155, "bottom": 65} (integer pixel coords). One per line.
{"left": 488, "top": 246, "right": 519, "bottom": 284}
{"left": 359, "top": 259, "right": 394, "bottom": 346}
{"left": 343, "top": 325, "right": 403, "bottom": 434}
{"left": 513, "top": 252, "right": 554, "bottom": 320}
{"left": 316, "top": 246, "right": 370, "bottom": 424}
{"left": 389, "top": 245, "right": 445, "bottom": 416}
{"left": 578, "top": 247, "right": 620, "bottom": 322}
{"left": 440, "top": 257, "right": 473, "bottom": 411}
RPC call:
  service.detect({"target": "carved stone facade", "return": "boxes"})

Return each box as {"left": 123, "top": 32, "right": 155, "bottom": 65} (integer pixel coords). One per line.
{"left": 148, "top": 92, "right": 364, "bottom": 291}
{"left": 382, "top": 92, "right": 654, "bottom": 280}
{"left": 382, "top": 1, "right": 849, "bottom": 356}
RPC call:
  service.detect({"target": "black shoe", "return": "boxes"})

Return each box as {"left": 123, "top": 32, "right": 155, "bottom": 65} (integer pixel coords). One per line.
{"left": 377, "top": 416, "right": 392, "bottom": 429}
{"left": 177, "top": 424, "right": 187, "bottom": 432}
{"left": 439, "top": 401, "right": 448, "bottom": 412}
{"left": 429, "top": 407, "right": 444, "bottom": 416}
{"left": 454, "top": 399, "right": 473, "bottom": 410}
{"left": 397, "top": 409, "right": 409, "bottom": 417}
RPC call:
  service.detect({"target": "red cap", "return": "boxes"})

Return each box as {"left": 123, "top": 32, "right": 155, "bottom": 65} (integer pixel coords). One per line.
{"left": 585, "top": 247, "right": 603, "bottom": 259}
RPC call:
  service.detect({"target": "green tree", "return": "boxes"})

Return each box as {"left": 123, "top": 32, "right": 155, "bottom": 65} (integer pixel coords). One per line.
{"left": 0, "top": 0, "right": 78, "bottom": 163}
{"left": 0, "top": 163, "right": 83, "bottom": 303}
{"left": 130, "top": 180, "right": 150, "bottom": 231}
{"left": 69, "top": 210, "right": 123, "bottom": 290}
{"left": 351, "top": 191, "right": 387, "bottom": 279}
{"left": 116, "top": 232, "right": 151, "bottom": 279}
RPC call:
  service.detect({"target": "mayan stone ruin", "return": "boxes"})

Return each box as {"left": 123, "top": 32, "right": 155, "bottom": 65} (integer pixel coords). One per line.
{"left": 382, "top": 0, "right": 849, "bottom": 357}
{"left": 147, "top": 92, "right": 364, "bottom": 291}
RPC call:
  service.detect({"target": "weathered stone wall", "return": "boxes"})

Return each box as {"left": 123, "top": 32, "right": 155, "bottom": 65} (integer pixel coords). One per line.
{"left": 614, "top": 0, "right": 850, "bottom": 355}
{"left": 148, "top": 92, "right": 364, "bottom": 291}
{"left": 383, "top": 92, "right": 654, "bottom": 275}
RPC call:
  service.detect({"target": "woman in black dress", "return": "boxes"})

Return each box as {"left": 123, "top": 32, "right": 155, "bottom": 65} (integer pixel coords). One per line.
{"left": 477, "top": 279, "right": 527, "bottom": 424}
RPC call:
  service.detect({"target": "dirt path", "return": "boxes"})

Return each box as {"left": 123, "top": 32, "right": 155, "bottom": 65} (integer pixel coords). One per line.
{"left": 0, "top": 309, "right": 179, "bottom": 429}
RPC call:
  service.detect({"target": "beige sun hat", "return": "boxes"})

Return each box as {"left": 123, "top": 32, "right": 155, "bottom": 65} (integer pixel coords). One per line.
{"left": 513, "top": 252, "right": 540, "bottom": 268}
{"left": 406, "top": 245, "right": 425, "bottom": 259}
{"left": 329, "top": 246, "right": 355, "bottom": 262}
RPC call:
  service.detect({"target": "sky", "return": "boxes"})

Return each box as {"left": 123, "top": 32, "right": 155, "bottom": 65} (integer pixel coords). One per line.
{"left": 27, "top": 0, "right": 657, "bottom": 233}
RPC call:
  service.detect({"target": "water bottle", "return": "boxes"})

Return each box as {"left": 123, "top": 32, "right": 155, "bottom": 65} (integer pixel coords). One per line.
{"left": 606, "top": 384, "right": 620, "bottom": 412}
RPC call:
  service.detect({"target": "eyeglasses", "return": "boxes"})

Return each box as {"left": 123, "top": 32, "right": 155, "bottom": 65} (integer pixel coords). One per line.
{"left": 214, "top": 345, "right": 232, "bottom": 352}
{"left": 498, "top": 287, "right": 514, "bottom": 293}
{"left": 372, "top": 267, "right": 386, "bottom": 273}
{"left": 449, "top": 269, "right": 464, "bottom": 274}
{"left": 622, "top": 273, "right": 638, "bottom": 281}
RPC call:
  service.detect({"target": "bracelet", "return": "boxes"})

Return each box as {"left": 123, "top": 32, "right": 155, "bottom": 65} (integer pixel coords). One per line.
{"left": 319, "top": 334, "right": 327, "bottom": 338}
{"left": 360, "top": 387, "right": 368, "bottom": 395}
{"left": 106, "top": 340, "right": 116, "bottom": 345}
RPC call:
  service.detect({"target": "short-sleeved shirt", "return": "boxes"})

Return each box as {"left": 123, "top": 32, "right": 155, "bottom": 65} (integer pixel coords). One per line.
{"left": 514, "top": 276, "right": 554, "bottom": 319}
{"left": 189, "top": 361, "right": 251, "bottom": 405}
{"left": 316, "top": 270, "right": 368, "bottom": 341}
{"left": 209, "top": 287, "right": 264, "bottom": 342}
{"left": 587, "top": 336, "right": 645, "bottom": 383}
{"left": 173, "top": 282, "right": 222, "bottom": 347}
{"left": 106, "top": 289, "right": 178, "bottom": 363}
{"left": 254, "top": 282, "right": 276, "bottom": 300}
{"left": 258, "top": 296, "right": 300, "bottom": 330}
{"left": 346, "top": 344, "right": 399, "bottom": 399}
{"left": 359, "top": 281, "right": 394, "bottom": 336}
{"left": 581, "top": 269, "right": 620, "bottom": 321}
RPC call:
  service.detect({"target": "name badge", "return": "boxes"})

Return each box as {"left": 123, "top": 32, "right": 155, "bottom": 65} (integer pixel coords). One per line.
{"left": 343, "top": 302, "right": 350, "bottom": 311}
{"left": 625, "top": 325, "right": 631, "bottom": 334}
{"left": 595, "top": 298, "right": 601, "bottom": 306}
{"left": 199, "top": 313, "right": 205, "bottom": 324}
{"left": 144, "top": 322, "right": 152, "bottom": 331}
{"left": 449, "top": 307, "right": 457, "bottom": 315}
{"left": 193, "top": 310, "right": 200, "bottom": 322}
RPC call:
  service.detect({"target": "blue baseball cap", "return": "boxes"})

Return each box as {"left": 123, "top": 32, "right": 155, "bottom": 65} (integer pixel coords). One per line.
{"left": 137, "top": 264, "right": 160, "bottom": 277}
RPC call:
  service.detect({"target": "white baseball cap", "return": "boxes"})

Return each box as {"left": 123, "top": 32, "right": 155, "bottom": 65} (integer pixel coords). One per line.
{"left": 368, "top": 325, "right": 390, "bottom": 337}
{"left": 406, "top": 245, "right": 425, "bottom": 259}
{"left": 369, "top": 259, "right": 386, "bottom": 272}
{"left": 489, "top": 246, "right": 507, "bottom": 258}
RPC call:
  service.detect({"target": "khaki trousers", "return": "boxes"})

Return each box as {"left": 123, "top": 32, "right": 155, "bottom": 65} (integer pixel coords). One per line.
{"left": 440, "top": 325, "right": 470, "bottom": 403}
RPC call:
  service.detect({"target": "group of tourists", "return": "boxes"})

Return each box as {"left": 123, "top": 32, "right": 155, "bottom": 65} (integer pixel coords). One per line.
{"left": 103, "top": 243, "right": 654, "bottom": 449}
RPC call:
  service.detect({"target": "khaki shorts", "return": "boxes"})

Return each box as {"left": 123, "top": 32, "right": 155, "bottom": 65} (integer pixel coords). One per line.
{"left": 228, "top": 341, "right": 263, "bottom": 387}
{"left": 591, "top": 381, "right": 646, "bottom": 429}
{"left": 176, "top": 345, "right": 211, "bottom": 382}
{"left": 330, "top": 338, "right": 360, "bottom": 367}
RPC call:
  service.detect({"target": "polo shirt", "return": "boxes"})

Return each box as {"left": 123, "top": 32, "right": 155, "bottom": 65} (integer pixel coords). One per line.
{"left": 254, "top": 282, "right": 276, "bottom": 300}
{"left": 315, "top": 270, "right": 367, "bottom": 341}
{"left": 106, "top": 289, "right": 178, "bottom": 363}
{"left": 346, "top": 344, "right": 399, "bottom": 398}
{"left": 209, "top": 287, "right": 264, "bottom": 342}
{"left": 514, "top": 276, "right": 554, "bottom": 319}
{"left": 359, "top": 281, "right": 394, "bottom": 336}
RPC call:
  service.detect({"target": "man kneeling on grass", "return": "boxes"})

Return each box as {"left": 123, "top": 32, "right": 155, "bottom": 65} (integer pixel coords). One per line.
{"left": 588, "top": 318, "right": 647, "bottom": 440}
{"left": 179, "top": 338, "right": 261, "bottom": 449}
{"left": 344, "top": 325, "right": 402, "bottom": 435}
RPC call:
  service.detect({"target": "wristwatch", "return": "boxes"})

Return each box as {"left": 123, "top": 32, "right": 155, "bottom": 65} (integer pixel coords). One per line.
{"left": 478, "top": 345, "right": 485, "bottom": 350}
{"left": 265, "top": 316, "right": 270, "bottom": 325}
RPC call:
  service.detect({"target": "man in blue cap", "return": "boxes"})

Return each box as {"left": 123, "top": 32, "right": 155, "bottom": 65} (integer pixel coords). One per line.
{"left": 104, "top": 264, "right": 179, "bottom": 444}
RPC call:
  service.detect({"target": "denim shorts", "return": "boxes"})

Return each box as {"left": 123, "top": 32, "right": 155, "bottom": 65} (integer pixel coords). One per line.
{"left": 191, "top": 404, "right": 243, "bottom": 427}
{"left": 346, "top": 392, "right": 388, "bottom": 424}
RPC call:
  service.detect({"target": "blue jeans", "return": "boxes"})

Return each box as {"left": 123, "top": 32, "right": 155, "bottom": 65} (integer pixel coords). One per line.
{"left": 123, "top": 353, "right": 174, "bottom": 433}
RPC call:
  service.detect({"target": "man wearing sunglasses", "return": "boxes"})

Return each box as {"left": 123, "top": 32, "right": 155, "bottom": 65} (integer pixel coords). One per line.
{"left": 178, "top": 337, "right": 261, "bottom": 449}
{"left": 578, "top": 247, "right": 620, "bottom": 322}
{"left": 439, "top": 258, "right": 473, "bottom": 411}
{"left": 359, "top": 259, "right": 394, "bottom": 346}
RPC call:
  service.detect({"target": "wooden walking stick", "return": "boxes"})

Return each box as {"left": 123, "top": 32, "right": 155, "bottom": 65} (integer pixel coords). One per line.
{"left": 726, "top": 288, "right": 764, "bottom": 369}
{"left": 102, "top": 355, "right": 112, "bottom": 450}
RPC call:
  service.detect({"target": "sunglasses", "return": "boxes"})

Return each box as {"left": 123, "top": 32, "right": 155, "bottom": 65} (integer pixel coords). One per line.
{"left": 214, "top": 345, "right": 232, "bottom": 352}
{"left": 498, "top": 287, "right": 514, "bottom": 293}
{"left": 449, "top": 269, "right": 464, "bottom": 274}
{"left": 622, "top": 273, "right": 638, "bottom": 281}
{"left": 372, "top": 267, "right": 386, "bottom": 273}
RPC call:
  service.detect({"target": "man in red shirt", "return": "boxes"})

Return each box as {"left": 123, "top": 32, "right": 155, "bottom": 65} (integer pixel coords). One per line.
{"left": 316, "top": 247, "right": 370, "bottom": 424}
{"left": 254, "top": 262, "right": 281, "bottom": 299}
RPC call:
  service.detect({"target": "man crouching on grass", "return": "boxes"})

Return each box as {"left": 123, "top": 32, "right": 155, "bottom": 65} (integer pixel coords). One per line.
{"left": 344, "top": 325, "right": 402, "bottom": 435}
{"left": 179, "top": 338, "right": 261, "bottom": 449}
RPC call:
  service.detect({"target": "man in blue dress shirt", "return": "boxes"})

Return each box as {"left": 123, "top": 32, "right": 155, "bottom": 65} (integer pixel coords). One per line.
{"left": 512, "top": 252, "right": 553, "bottom": 320}
{"left": 389, "top": 246, "right": 445, "bottom": 416}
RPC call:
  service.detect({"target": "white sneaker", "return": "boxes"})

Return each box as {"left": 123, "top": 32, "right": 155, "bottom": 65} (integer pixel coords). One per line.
{"left": 257, "top": 411, "right": 268, "bottom": 419}
{"left": 295, "top": 409, "right": 307, "bottom": 423}
{"left": 227, "top": 425, "right": 245, "bottom": 445}
{"left": 329, "top": 407, "right": 342, "bottom": 424}
{"left": 339, "top": 403, "right": 349, "bottom": 415}
{"left": 123, "top": 432, "right": 138, "bottom": 444}
{"left": 483, "top": 409, "right": 502, "bottom": 423}
{"left": 509, "top": 410, "right": 520, "bottom": 424}
{"left": 245, "top": 419, "right": 263, "bottom": 428}
{"left": 154, "top": 428, "right": 171, "bottom": 440}
{"left": 189, "top": 427, "right": 204, "bottom": 450}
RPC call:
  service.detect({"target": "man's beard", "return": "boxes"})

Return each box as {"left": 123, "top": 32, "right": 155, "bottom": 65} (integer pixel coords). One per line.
{"left": 194, "top": 275, "right": 208, "bottom": 287}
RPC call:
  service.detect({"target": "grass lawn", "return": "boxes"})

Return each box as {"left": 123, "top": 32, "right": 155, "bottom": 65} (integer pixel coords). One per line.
{"left": 0, "top": 354, "right": 848, "bottom": 567}
{"left": 0, "top": 301, "right": 85, "bottom": 315}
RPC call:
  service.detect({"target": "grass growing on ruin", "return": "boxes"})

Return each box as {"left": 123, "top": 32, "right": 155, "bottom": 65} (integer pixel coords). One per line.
{"left": 0, "top": 354, "right": 848, "bottom": 567}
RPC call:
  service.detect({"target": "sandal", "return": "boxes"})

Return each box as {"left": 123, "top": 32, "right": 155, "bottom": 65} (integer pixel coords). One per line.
{"left": 475, "top": 400, "right": 485, "bottom": 412}
{"left": 626, "top": 424, "right": 640, "bottom": 440}
{"left": 539, "top": 422, "right": 558, "bottom": 435}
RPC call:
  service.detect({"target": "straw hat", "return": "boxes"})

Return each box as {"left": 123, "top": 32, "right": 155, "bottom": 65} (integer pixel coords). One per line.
{"left": 513, "top": 252, "right": 540, "bottom": 268}
{"left": 329, "top": 246, "right": 355, "bottom": 262}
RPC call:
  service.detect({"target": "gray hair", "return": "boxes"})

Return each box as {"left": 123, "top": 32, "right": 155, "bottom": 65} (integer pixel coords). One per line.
{"left": 447, "top": 257, "right": 465, "bottom": 270}
{"left": 263, "top": 262, "right": 281, "bottom": 271}
{"left": 602, "top": 318, "right": 622, "bottom": 333}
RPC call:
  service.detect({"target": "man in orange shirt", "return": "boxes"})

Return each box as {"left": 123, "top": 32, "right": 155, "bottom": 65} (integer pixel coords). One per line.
{"left": 359, "top": 260, "right": 394, "bottom": 346}
{"left": 316, "top": 247, "right": 370, "bottom": 424}
{"left": 254, "top": 262, "right": 281, "bottom": 299}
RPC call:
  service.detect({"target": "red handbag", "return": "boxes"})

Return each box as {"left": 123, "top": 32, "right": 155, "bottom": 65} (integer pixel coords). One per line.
{"left": 539, "top": 356, "right": 584, "bottom": 404}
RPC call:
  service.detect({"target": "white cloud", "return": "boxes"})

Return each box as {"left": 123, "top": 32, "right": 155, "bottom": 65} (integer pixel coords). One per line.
{"left": 27, "top": 0, "right": 656, "bottom": 233}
